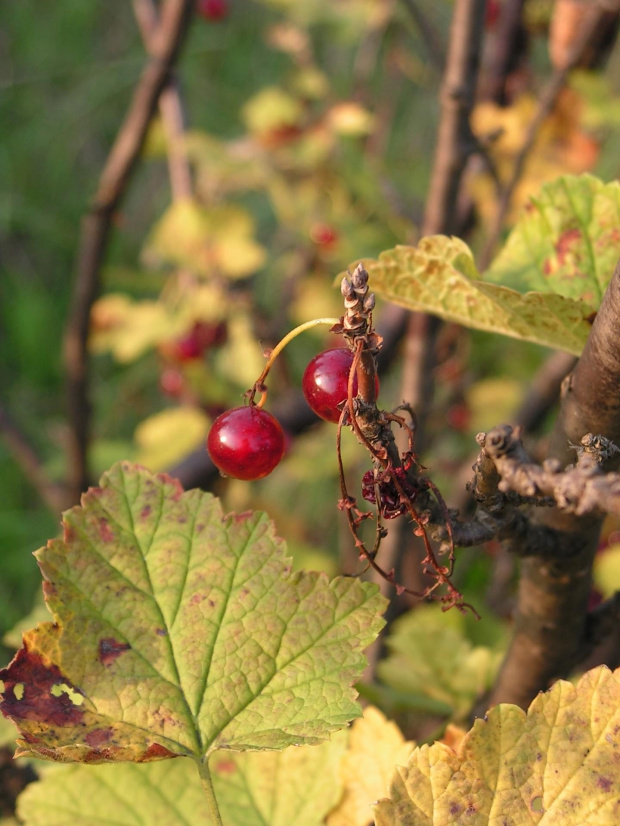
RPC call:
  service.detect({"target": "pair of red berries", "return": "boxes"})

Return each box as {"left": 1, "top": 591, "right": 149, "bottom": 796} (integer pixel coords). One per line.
{"left": 207, "top": 348, "right": 377, "bottom": 480}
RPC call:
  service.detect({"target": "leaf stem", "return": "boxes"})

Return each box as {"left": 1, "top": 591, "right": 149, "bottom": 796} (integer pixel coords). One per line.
{"left": 197, "top": 757, "right": 224, "bottom": 826}
{"left": 254, "top": 317, "right": 339, "bottom": 408}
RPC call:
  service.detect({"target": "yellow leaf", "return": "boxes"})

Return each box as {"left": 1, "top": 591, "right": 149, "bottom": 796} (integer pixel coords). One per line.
{"left": 593, "top": 544, "right": 620, "bottom": 599}
{"left": 241, "top": 86, "right": 303, "bottom": 135}
{"left": 328, "top": 102, "right": 375, "bottom": 136}
{"left": 90, "top": 296, "right": 184, "bottom": 363}
{"left": 375, "top": 666, "right": 620, "bottom": 825}
{"left": 146, "top": 200, "right": 266, "bottom": 279}
{"left": 134, "top": 407, "right": 209, "bottom": 471}
{"left": 327, "top": 707, "right": 415, "bottom": 826}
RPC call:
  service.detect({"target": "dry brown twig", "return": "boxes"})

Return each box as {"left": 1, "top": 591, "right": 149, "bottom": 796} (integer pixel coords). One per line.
{"left": 64, "top": 0, "right": 195, "bottom": 502}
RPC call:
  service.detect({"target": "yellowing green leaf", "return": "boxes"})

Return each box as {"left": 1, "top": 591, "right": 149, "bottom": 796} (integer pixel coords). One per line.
{"left": 17, "top": 735, "right": 347, "bottom": 826}
{"left": 377, "top": 604, "right": 505, "bottom": 721}
{"left": 327, "top": 707, "right": 415, "bottom": 826}
{"left": 212, "top": 733, "right": 348, "bottom": 826}
{"left": 242, "top": 86, "right": 303, "bottom": 135}
{"left": 374, "top": 666, "right": 620, "bottom": 825}
{"left": 466, "top": 377, "right": 523, "bottom": 432}
{"left": 17, "top": 761, "right": 212, "bottom": 826}
{"left": 485, "top": 175, "right": 620, "bottom": 304}
{"left": 134, "top": 407, "right": 210, "bottom": 471}
{"left": 593, "top": 544, "right": 620, "bottom": 599}
{"left": 357, "top": 236, "right": 595, "bottom": 354}
{"left": 0, "top": 463, "right": 386, "bottom": 763}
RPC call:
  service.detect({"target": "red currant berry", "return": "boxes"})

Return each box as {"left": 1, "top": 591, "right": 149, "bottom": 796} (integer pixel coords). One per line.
{"left": 207, "top": 406, "right": 285, "bottom": 480}
{"left": 160, "top": 368, "right": 185, "bottom": 398}
{"left": 197, "top": 0, "right": 228, "bottom": 21}
{"left": 302, "top": 348, "right": 379, "bottom": 423}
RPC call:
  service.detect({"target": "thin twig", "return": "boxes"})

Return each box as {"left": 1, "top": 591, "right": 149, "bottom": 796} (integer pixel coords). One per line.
{"left": 63, "top": 0, "right": 195, "bottom": 501}
{"left": 399, "top": 0, "right": 445, "bottom": 74}
{"left": 0, "top": 403, "right": 69, "bottom": 514}
{"left": 133, "top": 0, "right": 193, "bottom": 202}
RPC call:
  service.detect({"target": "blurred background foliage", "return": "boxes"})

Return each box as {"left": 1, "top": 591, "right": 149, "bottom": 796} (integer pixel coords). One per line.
{"left": 2, "top": 0, "right": 620, "bottom": 733}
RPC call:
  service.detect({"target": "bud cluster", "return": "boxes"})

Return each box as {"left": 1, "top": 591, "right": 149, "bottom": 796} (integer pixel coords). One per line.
{"left": 340, "top": 264, "right": 375, "bottom": 336}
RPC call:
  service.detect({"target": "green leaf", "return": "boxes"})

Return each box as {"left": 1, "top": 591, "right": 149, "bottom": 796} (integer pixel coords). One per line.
{"left": 18, "top": 736, "right": 347, "bottom": 826}
{"left": 356, "top": 236, "right": 595, "bottom": 355}
{"left": 0, "top": 463, "right": 386, "bottom": 763}
{"left": 377, "top": 604, "right": 505, "bottom": 722}
{"left": 374, "top": 666, "right": 620, "bottom": 825}
{"left": 485, "top": 174, "right": 620, "bottom": 304}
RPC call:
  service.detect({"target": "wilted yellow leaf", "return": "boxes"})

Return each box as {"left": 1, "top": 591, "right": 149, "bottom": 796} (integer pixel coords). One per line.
{"left": 327, "top": 707, "right": 415, "bottom": 826}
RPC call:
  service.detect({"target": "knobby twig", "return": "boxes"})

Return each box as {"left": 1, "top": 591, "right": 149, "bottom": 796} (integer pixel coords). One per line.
{"left": 64, "top": 0, "right": 195, "bottom": 502}
{"left": 479, "top": 0, "right": 619, "bottom": 269}
{"left": 363, "top": 0, "right": 488, "bottom": 676}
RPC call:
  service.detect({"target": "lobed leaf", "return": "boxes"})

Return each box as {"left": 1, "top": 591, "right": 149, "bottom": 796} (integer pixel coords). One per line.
{"left": 355, "top": 236, "right": 595, "bottom": 355}
{"left": 374, "top": 666, "right": 620, "bottom": 825}
{"left": 377, "top": 604, "right": 505, "bottom": 722}
{"left": 327, "top": 707, "right": 415, "bottom": 826}
{"left": 18, "top": 736, "right": 347, "bottom": 826}
{"left": 0, "top": 463, "right": 386, "bottom": 763}
{"left": 485, "top": 174, "right": 620, "bottom": 303}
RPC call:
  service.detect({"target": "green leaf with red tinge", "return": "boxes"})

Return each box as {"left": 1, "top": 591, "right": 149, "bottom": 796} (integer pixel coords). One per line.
{"left": 485, "top": 174, "right": 620, "bottom": 304}
{"left": 354, "top": 235, "right": 595, "bottom": 355}
{"left": 0, "top": 462, "right": 385, "bottom": 764}
{"left": 374, "top": 666, "right": 620, "bottom": 825}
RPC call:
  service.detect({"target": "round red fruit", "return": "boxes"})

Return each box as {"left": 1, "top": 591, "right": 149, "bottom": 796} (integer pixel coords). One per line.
{"left": 207, "top": 406, "right": 285, "bottom": 480}
{"left": 197, "top": 0, "right": 228, "bottom": 21}
{"left": 302, "top": 348, "right": 379, "bottom": 423}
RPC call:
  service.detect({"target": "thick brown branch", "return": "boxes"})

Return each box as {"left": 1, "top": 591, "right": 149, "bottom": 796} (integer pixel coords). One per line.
{"left": 64, "top": 0, "right": 195, "bottom": 501}
{"left": 489, "top": 258, "right": 620, "bottom": 708}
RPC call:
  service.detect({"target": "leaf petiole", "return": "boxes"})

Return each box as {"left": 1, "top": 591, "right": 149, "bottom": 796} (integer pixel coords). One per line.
{"left": 197, "top": 757, "right": 224, "bottom": 826}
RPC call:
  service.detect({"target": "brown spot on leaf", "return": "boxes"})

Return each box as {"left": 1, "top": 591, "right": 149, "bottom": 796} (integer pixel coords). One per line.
{"left": 63, "top": 522, "right": 76, "bottom": 543}
{"left": 155, "top": 628, "right": 167, "bottom": 637}
{"left": 98, "top": 519, "right": 114, "bottom": 543}
{"left": 85, "top": 728, "right": 114, "bottom": 748}
{"left": 98, "top": 638, "right": 131, "bottom": 667}
{"left": 597, "top": 776, "right": 613, "bottom": 792}
{"left": 155, "top": 473, "right": 184, "bottom": 500}
{"left": 555, "top": 228, "right": 581, "bottom": 265}
{"left": 189, "top": 593, "right": 205, "bottom": 606}
{"left": 141, "top": 743, "right": 178, "bottom": 761}
{"left": 0, "top": 647, "right": 85, "bottom": 727}
{"left": 215, "top": 759, "right": 237, "bottom": 775}
{"left": 140, "top": 506, "right": 152, "bottom": 519}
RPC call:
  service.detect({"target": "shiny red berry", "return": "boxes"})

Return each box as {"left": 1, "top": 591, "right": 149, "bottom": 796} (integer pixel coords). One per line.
{"left": 207, "top": 406, "right": 285, "bottom": 480}
{"left": 197, "top": 0, "right": 228, "bottom": 21}
{"left": 302, "top": 348, "right": 379, "bottom": 423}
